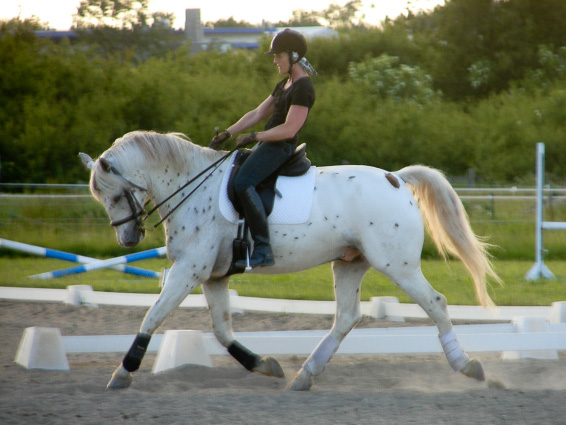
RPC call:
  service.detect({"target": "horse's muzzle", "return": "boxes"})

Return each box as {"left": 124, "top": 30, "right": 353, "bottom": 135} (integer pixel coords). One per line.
{"left": 117, "top": 227, "right": 145, "bottom": 248}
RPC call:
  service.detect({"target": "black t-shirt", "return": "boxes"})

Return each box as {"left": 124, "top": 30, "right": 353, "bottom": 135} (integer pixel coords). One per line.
{"left": 264, "top": 77, "right": 315, "bottom": 141}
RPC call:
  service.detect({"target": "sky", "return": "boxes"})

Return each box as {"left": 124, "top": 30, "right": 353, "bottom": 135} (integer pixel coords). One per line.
{"left": 2, "top": 0, "right": 445, "bottom": 30}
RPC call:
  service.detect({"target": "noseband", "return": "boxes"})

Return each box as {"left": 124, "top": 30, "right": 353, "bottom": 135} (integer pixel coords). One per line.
{"left": 110, "top": 188, "right": 147, "bottom": 228}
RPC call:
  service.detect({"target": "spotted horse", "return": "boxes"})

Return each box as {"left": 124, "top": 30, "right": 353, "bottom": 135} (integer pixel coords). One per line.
{"left": 80, "top": 131, "right": 500, "bottom": 391}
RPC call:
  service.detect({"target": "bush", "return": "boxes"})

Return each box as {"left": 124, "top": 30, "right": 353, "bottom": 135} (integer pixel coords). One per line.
{"left": 1, "top": 20, "right": 566, "bottom": 185}
{"left": 348, "top": 53, "right": 441, "bottom": 104}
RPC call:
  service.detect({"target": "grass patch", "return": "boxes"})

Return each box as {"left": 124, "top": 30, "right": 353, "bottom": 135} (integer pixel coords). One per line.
{"left": 3, "top": 194, "right": 566, "bottom": 260}
{"left": 2, "top": 193, "right": 565, "bottom": 307}
{"left": 2, "top": 257, "right": 566, "bottom": 306}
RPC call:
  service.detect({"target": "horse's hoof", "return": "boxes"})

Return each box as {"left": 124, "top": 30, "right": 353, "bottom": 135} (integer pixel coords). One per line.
{"left": 287, "top": 368, "right": 314, "bottom": 391}
{"left": 253, "top": 356, "right": 285, "bottom": 378}
{"left": 461, "top": 358, "right": 485, "bottom": 382}
{"left": 106, "top": 365, "right": 133, "bottom": 390}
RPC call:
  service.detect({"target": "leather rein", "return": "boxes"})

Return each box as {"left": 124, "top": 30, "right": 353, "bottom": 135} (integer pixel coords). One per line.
{"left": 108, "top": 147, "right": 237, "bottom": 230}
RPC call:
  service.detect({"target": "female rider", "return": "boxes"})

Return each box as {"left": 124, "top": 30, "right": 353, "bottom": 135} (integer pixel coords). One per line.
{"left": 210, "top": 28, "right": 316, "bottom": 269}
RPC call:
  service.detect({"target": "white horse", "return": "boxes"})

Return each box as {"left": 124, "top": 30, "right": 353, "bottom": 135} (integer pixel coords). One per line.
{"left": 80, "top": 130, "right": 500, "bottom": 391}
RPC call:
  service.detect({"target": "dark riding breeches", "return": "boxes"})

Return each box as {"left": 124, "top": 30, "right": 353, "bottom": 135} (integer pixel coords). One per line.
{"left": 233, "top": 141, "right": 296, "bottom": 197}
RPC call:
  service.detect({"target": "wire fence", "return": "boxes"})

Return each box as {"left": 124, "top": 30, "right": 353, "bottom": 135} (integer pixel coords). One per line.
{"left": 2, "top": 184, "right": 566, "bottom": 220}
{"left": 1, "top": 183, "right": 565, "bottom": 260}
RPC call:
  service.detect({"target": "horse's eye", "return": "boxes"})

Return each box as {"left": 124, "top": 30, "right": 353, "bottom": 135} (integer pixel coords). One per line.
{"left": 112, "top": 194, "right": 122, "bottom": 203}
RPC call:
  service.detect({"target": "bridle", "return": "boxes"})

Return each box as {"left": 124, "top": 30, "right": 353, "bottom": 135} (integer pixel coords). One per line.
{"left": 110, "top": 186, "right": 148, "bottom": 228}
{"left": 101, "top": 144, "right": 238, "bottom": 230}
{"left": 95, "top": 158, "right": 149, "bottom": 230}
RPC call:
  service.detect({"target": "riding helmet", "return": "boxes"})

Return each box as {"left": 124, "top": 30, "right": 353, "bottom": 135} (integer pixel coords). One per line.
{"left": 266, "top": 28, "right": 307, "bottom": 63}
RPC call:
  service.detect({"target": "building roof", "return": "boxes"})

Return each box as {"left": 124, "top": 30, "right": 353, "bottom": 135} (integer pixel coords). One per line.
{"left": 204, "top": 27, "right": 276, "bottom": 35}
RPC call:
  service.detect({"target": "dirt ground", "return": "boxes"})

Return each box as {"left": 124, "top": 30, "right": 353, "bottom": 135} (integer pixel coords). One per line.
{"left": 1, "top": 300, "right": 566, "bottom": 425}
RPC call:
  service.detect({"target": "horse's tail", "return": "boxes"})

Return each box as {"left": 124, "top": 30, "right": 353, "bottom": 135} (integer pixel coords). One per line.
{"left": 396, "top": 165, "right": 501, "bottom": 308}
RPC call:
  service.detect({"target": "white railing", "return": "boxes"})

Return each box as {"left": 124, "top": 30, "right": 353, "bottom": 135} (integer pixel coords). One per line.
{"left": 2, "top": 182, "right": 566, "bottom": 201}
{"left": 2, "top": 286, "right": 565, "bottom": 323}
{"left": 59, "top": 323, "right": 566, "bottom": 356}
{"left": 8, "top": 286, "right": 566, "bottom": 370}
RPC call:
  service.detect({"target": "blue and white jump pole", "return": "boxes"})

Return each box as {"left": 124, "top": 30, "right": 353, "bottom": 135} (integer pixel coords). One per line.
{"left": 0, "top": 239, "right": 161, "bottom": 279}
{"left": 28, "top": 246, "right": 167, "bottom": 279}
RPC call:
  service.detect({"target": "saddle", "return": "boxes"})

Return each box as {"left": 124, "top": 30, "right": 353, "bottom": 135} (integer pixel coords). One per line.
{"left": 224, "top": 143, "right": 311, "bottom": 276}
{"left": 226, "top": 143, "right": 311, "bottom": 217}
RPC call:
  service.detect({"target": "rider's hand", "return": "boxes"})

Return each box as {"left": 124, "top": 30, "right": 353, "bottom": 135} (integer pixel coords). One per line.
{"left": 235, "top": 132, "right": 259, "bottom": 148}
{"left": 209, "top": 130, "right": 231, "bottom": 150}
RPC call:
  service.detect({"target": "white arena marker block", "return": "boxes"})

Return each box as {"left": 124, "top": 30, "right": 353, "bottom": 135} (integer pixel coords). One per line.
{"left": 152, "top": 330, "right": 212, "bottom": 374}
{"left": 15, "top": 327, "right": 70, "bottom": 370}
{"left": 369, "top": 296, "right": 405, "bottom": 322}
{"left": 65, "top": 285, "right": 97, "bottom": 307}
{"left": 549, "top": 301, "right": 566, "bottom": 323}
{"left": 502, "top": 317, "right": 559, "bottom": 360}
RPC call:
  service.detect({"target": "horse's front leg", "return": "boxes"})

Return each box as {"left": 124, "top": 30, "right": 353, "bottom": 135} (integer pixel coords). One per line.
{"left": 202, "top": 277, "right": 284, "bottom": 378}
{"left": 288, "top": 259, "right": 370, "bottom": 391}
{"left": 107, "top": 262, "right": 198, "bottom": 389}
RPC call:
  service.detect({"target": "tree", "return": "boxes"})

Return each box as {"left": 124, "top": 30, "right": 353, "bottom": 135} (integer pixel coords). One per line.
{"left": 0, "top": 16, "right": 48, "bottom": 35}
{"left": 275, "top": 1, "right": 364, "bottom": 29}
{"left": 273, "top": 10, "right": 322, "bottom": 27}
{"left": 321, "top": 0, "right": 365, "bottom": 29}
{"left": 405, "top": 0, "right": 566, "bottom": 99}
{"left": 72, "top": 0, "right": 182, "bottom": 62}
{"left": 74, "top": 0, "right": 153, "bottom": 29}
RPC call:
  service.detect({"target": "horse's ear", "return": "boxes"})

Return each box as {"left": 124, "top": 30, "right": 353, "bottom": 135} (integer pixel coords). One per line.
{"left": 99, "top": 157, "right": 112, "bottom": 173}
{"left": 79, "top": 153, "right": 95, "bottom": 170}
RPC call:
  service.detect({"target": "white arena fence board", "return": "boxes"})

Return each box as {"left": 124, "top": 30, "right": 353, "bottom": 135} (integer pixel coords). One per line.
{"left": 60, "top": 324, "right": 566, "bottom": 356}
{"left": 229, "top": 295, "right": 337, "bottom": 315}
{"left": 64, "top": 334, "right": 164, "bottom": 354}
{"left": 7, "top": 286, "right": 566, "bottom": 361}
{"left": 226, "top": 325, "right": 566, "bottom": 355}
{"left": 80, "top": 291, "right": 209, "bottom": 309}
{"left": 384, "top": 302, "right": 552, "bottom": 321}
{"left": 0, "top": 287, "right": 69, "bottom": 302}
{"left": 0, "top": 286, "right": 558, "bottom": 322}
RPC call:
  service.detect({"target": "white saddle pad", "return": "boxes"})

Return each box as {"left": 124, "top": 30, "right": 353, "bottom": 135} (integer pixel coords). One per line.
{"left": 219, "top": 154, "right": 316, "bottom": 225}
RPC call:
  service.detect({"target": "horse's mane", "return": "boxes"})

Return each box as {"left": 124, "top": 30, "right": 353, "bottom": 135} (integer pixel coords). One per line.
{"left": 104, "top": 131, "right": 195, "bottom": 169}
{"left": 91, "top": 131, "right": 215, "bottom": 196}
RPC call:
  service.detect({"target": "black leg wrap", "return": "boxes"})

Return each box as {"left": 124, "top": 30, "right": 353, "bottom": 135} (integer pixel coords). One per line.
{"left": 227, "top": 341, "right": 261, "bottom": 371}
{"left": 122, "top": 333, "right": 151, "bottom": 372}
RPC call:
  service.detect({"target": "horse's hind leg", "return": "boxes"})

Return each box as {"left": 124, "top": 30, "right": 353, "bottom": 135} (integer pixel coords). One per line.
{"left": 202, "top": 277, "right": 284, "bottom": 378}
{"left": 389, "top": 266, "right": 485, "bottom": 381}
{"left": 288, "top": 258, "right": 370, "bottom": 391}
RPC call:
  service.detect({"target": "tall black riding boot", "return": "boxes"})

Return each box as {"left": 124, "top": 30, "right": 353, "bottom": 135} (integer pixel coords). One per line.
{"left": 235, "top": 187, "right": 275, "bottom": 269}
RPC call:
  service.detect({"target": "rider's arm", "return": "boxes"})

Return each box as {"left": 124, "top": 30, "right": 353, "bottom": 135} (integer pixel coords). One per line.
{"left": 255, "top": 105, "right": 309, "bottom": 142}
{"left": 227, "top": 96, "right": 275, "bottom": 135}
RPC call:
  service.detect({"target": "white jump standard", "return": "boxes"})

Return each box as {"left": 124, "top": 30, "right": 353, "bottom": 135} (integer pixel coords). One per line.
{"left": 525, "top": 142, "right": 566, "bottom": 280}
{"left": 81, "top": 131, "right": 500, "bottom": 391}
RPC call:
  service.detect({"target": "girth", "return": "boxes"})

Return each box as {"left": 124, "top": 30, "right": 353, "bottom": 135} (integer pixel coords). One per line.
{"left": 227, "top": 143, "right": 311, "bottom": 217}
